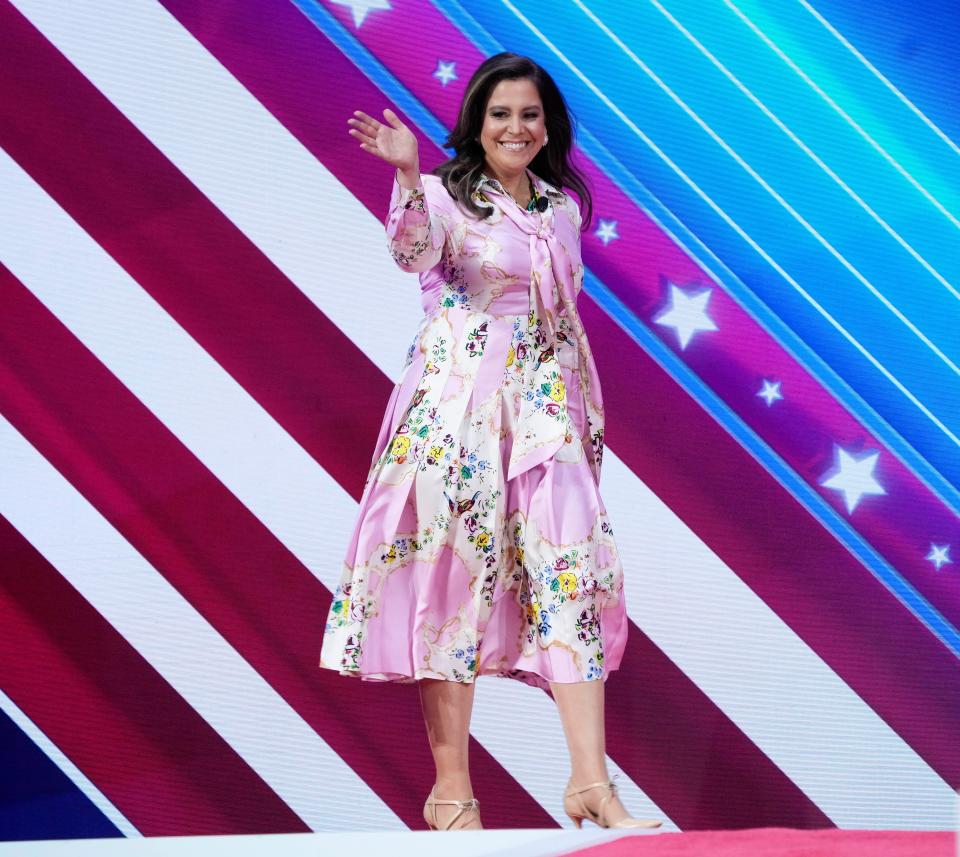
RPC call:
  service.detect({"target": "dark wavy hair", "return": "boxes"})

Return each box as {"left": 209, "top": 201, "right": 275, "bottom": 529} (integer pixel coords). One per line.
{"left": 432, "top": 52, "right": 592, "bottom": 228}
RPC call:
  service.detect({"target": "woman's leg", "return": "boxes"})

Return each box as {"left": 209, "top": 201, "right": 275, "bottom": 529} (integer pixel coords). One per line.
{"left": 549, "top": 679, "right": 630, "bottom": 825}
{"left": 418, "top": 678, "right": 482, "bottom": 829}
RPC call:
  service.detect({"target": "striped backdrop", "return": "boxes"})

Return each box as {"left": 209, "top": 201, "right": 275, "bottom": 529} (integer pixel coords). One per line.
{"left": 1, "top": 0, "right": 957, "bottom": 840}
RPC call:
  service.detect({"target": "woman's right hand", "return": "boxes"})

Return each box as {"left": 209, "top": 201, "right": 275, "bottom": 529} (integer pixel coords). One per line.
{"left": 348, "top": 108, "right": 419, "bottom": 181}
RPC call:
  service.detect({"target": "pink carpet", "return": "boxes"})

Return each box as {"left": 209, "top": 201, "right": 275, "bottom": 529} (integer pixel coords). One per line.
{"left": 564, "top": 828, "right": 954, "bottom": 857}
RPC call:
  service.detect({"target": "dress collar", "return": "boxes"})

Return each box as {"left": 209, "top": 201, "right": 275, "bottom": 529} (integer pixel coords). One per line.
{"left": 474, "top": 168, "right": 561, "bottom": 203}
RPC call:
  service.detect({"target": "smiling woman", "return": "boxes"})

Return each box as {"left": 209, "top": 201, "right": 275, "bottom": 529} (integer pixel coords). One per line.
{"left": 327, "top": 52, "right": 655, "bottom": 833}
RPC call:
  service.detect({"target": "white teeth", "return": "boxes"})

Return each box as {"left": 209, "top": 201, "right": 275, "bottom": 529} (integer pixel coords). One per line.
{"left": 500, "top": 141, "right": 528, "bottom": 150}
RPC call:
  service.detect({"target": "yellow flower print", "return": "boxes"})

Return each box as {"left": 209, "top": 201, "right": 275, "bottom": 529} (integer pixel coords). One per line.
{"left": 550, "top": 380, "right": 566, "bottom": 402}
{"left": 385, "top": 545, "right": 398, "bottom": 562}
{"left": 557, "top": 572, "right": 577, "bottom": 594}
{"left": 391, "top": 436, "right": 411, "bottom": 458}
{"left": 506, "top": 345, "right": 515, "bottom": 367}
{"left": 517, "top": 546, "right": 525, "bottom": 566}
{"left": 339, "top": 598, "right": 350, "bottom": 616}
{"left": 428, "top": 444, "right": 443, "bottom": 460}
{"left": 474, "top": 531, "right": 491, "bottom": 549}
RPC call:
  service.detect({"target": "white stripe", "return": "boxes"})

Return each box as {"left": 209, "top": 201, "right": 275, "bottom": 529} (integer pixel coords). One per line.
{"left": 5, "top": 0, "right": 954, "bottom": 829}
{"left": 0, "top": 2, "right": 670, "bottom": 828}
{"left": 0, "top": 689, "right": 140, "bottom": 837}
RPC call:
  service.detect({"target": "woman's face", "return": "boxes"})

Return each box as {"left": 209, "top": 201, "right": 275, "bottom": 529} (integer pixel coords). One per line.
{"left": 478, "top": 77, "right": 547, "bottom": 181}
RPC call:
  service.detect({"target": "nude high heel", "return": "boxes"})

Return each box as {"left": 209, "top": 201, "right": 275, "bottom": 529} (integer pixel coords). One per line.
{"left": 563, "top": 778, "right": 662, "bottom": 829}
{"left": 422, "top": 785, "right": 481, "bottom": 830}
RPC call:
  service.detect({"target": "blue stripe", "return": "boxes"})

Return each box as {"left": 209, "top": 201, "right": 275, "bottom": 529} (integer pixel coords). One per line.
{"left": 451, "top": 0, "right": 960, "bottom": 492}
{"left": 306, "top": 0, "right": 960, "bottom": 657}
{"left": 438, "top": 0, "right": 960, "bottom": 514}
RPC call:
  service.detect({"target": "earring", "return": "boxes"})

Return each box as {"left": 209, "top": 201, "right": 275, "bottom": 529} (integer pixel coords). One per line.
{"left": 544, "top": 134, "right": 549, "bottom": 144}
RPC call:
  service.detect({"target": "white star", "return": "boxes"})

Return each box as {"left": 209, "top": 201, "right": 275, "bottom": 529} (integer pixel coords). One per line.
{"left": 594, "top": 219, "right": 619, "bottom": 246}
{"left": 433, "top": 60, "right": 458, "bottom": 86}
{"left": 819, "top": 447, "right": 886, "bottom": 514}
{"left": 653, "top": 284, "right": 719, "bottom": 350}
{"left": 331, "top": 0, "right": 391, "bottom": 27}
{"left": 926, "top": 544, "right": 952, "bottom": 571}
{"left": 757, "top": 379, "right": 783, "bottom": 406}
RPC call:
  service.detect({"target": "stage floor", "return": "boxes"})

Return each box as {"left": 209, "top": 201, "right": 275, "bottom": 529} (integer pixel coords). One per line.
{"left": 0, "top": 828, "right": 649, "bottom": 857}
{"left": 0, "top": 828, "right": 955, "bottom": 857}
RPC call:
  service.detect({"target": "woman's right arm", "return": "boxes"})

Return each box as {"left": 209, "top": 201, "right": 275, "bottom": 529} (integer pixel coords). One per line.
{"left": 385, "top": 169, "right": 445, "bottom": 272}
{"left": 347, "top": 108, "right": 442, "bottom": 273}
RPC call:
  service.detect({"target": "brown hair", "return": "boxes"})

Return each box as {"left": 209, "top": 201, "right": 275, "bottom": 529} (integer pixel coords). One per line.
{"left": 432, "top": 52, "right": 592, "bottom": 228}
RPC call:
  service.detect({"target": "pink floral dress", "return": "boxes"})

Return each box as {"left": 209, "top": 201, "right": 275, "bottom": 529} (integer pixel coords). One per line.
{"left": 319, "top": 168, "right": 628, "bottom": 689}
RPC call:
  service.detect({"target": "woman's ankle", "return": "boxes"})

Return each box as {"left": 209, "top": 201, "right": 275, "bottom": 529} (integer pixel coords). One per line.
{"left": 434, "top": 775, "right": 474, "bottom": 798}
{"left": 568, "top": 768, "right": 610, "bottom": 788}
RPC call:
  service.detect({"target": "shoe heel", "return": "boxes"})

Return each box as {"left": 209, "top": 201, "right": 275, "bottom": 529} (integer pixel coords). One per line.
{"left": 566, "top": 813, "right": 584, "bottom": 829}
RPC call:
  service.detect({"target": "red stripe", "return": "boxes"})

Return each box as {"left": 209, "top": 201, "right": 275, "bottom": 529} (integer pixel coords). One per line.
{"left": 0, "top": 3, "right": 552, "bottom": 831}
{"left": 0, "top": 515, "right": 307, "bottom": 835}
{"left": 0, "top": 5, "right": 834, "bottom": 828}
{"left": 157, "top": 0, "right": 960, "bottom": 792}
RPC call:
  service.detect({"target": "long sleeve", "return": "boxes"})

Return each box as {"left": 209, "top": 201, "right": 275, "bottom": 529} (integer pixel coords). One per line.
{"left": 385, "top": 172, "right": 446, "bottom": 273}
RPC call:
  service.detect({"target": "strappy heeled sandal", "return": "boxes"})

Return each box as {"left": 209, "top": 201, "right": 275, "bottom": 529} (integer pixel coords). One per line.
{"left": 422, "top": 785, "right": 482, "bottom": 830}
{"left": 563, "top": 777, "right": 661, "bottom": 829}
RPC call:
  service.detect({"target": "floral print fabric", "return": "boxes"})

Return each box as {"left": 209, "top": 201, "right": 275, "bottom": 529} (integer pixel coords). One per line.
{"left": 319, "top": 169, "right": 628, "bottom": 689}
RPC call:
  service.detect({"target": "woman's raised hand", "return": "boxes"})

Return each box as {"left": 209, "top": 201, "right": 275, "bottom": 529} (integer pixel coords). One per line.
{"left": 348, "top": 108, "right": 419, "bottom": 175}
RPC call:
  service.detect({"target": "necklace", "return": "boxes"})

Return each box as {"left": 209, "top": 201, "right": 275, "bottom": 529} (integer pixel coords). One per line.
{"left": 497, "top": 174, "right": 535, "bottom": 210}
{"left": 484, "top": 171, "right": 540, "bottom": 212}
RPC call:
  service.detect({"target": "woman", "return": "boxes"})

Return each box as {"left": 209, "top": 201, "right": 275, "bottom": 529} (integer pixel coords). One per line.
{"left": 320, "top": 52, "right": 659, "bottom": 833}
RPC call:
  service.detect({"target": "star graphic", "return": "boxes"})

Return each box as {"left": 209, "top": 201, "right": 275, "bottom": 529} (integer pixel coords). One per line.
{"left": 757, "top": 379, "right": 783, "bottom": 406}
{"left": 433, "top": 60, "right": 458, "bottom": 86}
{"left": 594, "top": 219, "right": 619, "bottom": 246}
{"left": 653, "top": 284, "right": 719, "bottom": 350}
{"left": 926, "top": 544, "right": 952, "bottom": 571}
{"left": 330, "top": 0, "right": 391, "bottom": 27}
{"left": 819, "top": 447, "right": 886, "bottom": 514}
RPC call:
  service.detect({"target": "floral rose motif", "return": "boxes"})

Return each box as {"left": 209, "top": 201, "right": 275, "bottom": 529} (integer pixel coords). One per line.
{"left": 557, "top": 571, "right": 578, "bottom": 594}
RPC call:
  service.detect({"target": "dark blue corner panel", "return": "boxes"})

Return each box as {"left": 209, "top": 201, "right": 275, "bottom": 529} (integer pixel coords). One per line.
{"left": 0, "top": 707, "right": 122, "bottom": 842}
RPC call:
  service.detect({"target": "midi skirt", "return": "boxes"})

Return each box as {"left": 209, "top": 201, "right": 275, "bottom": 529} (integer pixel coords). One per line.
{"left": 319, "top": 304, "right": 628, "bottom": 690}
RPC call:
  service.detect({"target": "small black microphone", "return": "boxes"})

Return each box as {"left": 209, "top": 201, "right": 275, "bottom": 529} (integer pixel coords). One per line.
{"left": 535, "top": 195, "right": 549, "bottom": 213}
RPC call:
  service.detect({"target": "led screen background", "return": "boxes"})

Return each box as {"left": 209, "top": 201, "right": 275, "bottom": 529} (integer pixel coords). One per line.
{"left": 0, "top": 0, "right": 957, "bottom": 841}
